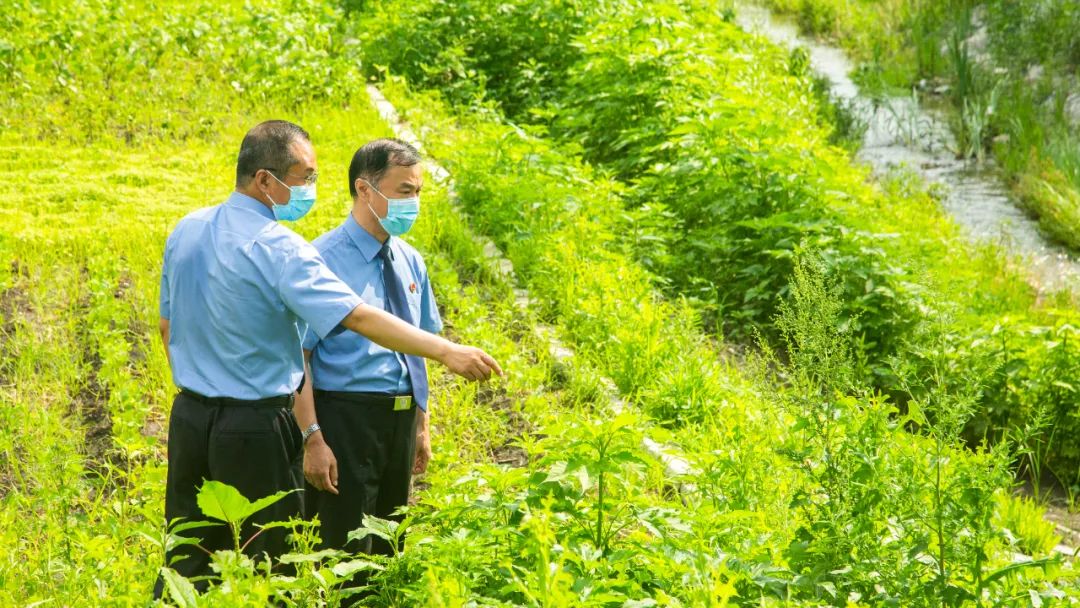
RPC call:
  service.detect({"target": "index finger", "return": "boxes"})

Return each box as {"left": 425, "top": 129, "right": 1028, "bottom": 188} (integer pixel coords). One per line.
{"left": 482, "top": 352, "right": 504, "bottom": 377}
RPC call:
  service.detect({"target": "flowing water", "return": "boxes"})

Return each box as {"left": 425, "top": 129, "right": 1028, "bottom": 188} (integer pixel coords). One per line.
{"left": 735, "top": 4, "right": 1080, "bottom": 293}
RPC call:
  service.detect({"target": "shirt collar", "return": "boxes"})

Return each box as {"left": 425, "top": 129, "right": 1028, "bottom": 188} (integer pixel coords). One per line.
{"left": 343, "top": 213, "right": 387, "bottom": 263}
{"left": 226, "top": 191, "right": 276, "bottom": 221}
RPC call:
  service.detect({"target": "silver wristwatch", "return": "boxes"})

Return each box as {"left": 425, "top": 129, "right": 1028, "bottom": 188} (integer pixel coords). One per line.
{"left": 301, "top": 422, "right": 321, "bottom": 444}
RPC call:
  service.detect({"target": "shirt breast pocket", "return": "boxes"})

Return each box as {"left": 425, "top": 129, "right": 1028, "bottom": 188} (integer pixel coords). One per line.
{"left": 406, "top": 290, "right": 422, "bottom": 325}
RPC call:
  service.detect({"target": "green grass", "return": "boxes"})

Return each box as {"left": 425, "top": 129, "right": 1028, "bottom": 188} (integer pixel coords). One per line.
{"left": 376, "top": 78, "right": 1080, "bottom": 604}
{"left": 353, "top": 0, "right": 1080, "bottom": 491}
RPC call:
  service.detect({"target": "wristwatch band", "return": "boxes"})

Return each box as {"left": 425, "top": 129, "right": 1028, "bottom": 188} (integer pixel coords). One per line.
{"left": 301, "top": 422, "right": 321, "bottom": 444}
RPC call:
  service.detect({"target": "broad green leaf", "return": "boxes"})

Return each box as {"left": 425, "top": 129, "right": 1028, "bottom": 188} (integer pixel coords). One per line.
{"left": 170, "top": 520, "right": 223, "bottom": 535}
{"left": 256, "top": 520, "right": 298, "bottom": 533}
{"left": 160, "top": 567, "right": 199, "bottom": 608}
{"left": 331, "top": 559, "right": 384, "bottom": 578}
{"left": 278, "top": 548, "right": 345, "bottom": 564}
{"left": 348, "top": 516, "right": 399, "bottom": 544}
{"left": 575, "top": 466, "right": 592, "bottom": 493}
{"left": 245, "top": 490, "right": 297, "bottom": 520}
{"left": 196, "top": 480, "right": 253, "bottom": 523}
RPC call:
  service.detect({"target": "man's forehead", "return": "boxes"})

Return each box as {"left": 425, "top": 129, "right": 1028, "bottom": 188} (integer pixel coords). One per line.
{"left": 383, "top": 164, "right": 423, "bottom": 184}
{"left": 289, "top": 139, "right": 317, "bottom": 170}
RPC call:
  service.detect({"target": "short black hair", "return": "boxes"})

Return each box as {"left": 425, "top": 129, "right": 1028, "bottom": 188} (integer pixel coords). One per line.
{"left": 235, "top": 120, "right": 311, "bottom": 187}
{"left": 348, "top": 138, "right": 421, "bottom": 197}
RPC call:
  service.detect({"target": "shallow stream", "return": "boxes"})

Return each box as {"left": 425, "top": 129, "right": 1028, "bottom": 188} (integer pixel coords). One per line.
{"left": 735, "top": 4, "right": 1080, "bottom": 293}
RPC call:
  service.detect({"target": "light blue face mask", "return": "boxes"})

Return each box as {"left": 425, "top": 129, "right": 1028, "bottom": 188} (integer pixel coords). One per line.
{"left": 363, "top": 179, "right": 420, "bottom": 236}
{"left": 267, "top": 172, "right": 316, "bottom": 222}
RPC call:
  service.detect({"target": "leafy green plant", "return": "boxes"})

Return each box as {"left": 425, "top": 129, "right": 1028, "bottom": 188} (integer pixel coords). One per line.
{"left": 193, "top": 480, "right": 295, "bottom": 553}
{"left": 757, "top": 256, "right": 900, "bottom": 603}
{"left": 994, "top": 493, "right": 1062, "bottom": 558}
{"left": 348, "top": 514, "right": 410, "bottom": 558}
{"left": 354, "top": 0, "right": 603, "bottom": 118}
{"left": 946, "top": 10, "right": 978, "bottom": 112}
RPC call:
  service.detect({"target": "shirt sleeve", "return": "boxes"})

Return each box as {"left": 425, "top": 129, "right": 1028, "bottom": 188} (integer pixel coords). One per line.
{"left": 277, "top": 241, "right": 363, "bottom": 340}
{"left": 419, "top": 267, "right": 442, "bottom": 334}
{"left": 301, "top": 323, "right": 320, "bottom": 351}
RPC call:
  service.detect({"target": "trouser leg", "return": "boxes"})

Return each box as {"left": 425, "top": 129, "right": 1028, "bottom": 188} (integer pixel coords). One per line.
{"left": 154, "top": 394, "right": 228, "bottom": 597}
{"left": 154, "top": 396, "right": 304, "bottom": 599}
{"left": 306, "top": 396, "right": 418, "bottom": 553}
{"left": 207, "top": 404, "right": 305, "bottom": 560}
{"left": 304, "top": 395, "right": 417, "bottom": 604}
{"left": 306, "top": 395, "right": 380, "bottom": 553}
{"left": 371, "top": 403, "right": 417, "bottom": 556}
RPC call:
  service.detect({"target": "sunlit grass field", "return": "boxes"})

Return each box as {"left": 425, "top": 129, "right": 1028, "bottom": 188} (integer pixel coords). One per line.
{"left": 0, "top": 104, "right": 353, "bottom": 600}
{"left": 0, "top": 95, "right": 598, "bottom": 602}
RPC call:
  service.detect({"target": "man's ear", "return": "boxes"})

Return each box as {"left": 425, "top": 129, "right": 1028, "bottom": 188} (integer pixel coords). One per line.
{"left": 254, "top": 168, "right": 271, "bottom": 190}
{"left": 355, "top": 178, "right": 370, "bottom": 200}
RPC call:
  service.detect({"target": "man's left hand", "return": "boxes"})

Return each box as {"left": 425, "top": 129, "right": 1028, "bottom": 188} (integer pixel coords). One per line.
{"left": 413, "top": 411, "right": 431, "bottom": 475}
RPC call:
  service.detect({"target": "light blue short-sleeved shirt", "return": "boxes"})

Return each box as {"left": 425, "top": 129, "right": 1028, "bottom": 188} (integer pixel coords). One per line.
{"left": 303, "top": 214, "right": 442, "bottom": 394}
{"left": 160, "top": 192, "right": 363, "bottom": 400}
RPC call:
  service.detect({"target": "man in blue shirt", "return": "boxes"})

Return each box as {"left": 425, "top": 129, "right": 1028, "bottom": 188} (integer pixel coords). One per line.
{"left": 297, "top": 139, "right": 446, "bottom": 583}
{"left": 155, "top": 122, "right": 501, "bottom": 597}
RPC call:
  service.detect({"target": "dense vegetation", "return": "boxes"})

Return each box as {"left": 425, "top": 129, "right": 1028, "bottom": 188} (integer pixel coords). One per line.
{"left": 1, "top": 0, "right": 1078, "bottom": 605}
{"left": 375, "top": 77, "right": 1077, "bottom": 604}
{"left": 355, "top": 0, "right": 1080, "bottom": 500}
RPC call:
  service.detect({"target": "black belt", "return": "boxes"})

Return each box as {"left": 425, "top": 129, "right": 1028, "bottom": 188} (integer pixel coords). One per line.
{"left": 180, "top": 388, "right": 294, "bottom": 408}
{"left": 314, "top": 389, "right": 412, "bottom": 406}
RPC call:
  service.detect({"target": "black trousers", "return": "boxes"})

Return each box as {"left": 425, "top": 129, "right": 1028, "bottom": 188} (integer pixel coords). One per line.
{"left": 305, "top": 391, "right": 418, "bottom": 557}
{"left": 153, "top": 391, "right": 305, "bottom": 597}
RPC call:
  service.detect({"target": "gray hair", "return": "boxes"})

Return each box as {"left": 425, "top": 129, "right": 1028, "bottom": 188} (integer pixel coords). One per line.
{"left": 348, "top": 138, "right": 421, "bottom": 196}
{"left": 235, "top": 120, "right": 311, "bottom": 187}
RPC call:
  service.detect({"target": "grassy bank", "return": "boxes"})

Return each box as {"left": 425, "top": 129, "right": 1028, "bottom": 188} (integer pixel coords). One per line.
{"left": 353, "top": 0, "right": 1080, "bottom": 498}
{"left": 376, "top": 78, "right": 1074, "bottom": 605}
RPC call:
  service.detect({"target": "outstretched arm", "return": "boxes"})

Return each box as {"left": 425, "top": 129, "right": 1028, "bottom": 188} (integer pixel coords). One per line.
{"left": 340, "top": 303, "right": 503, "bottom": 381}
